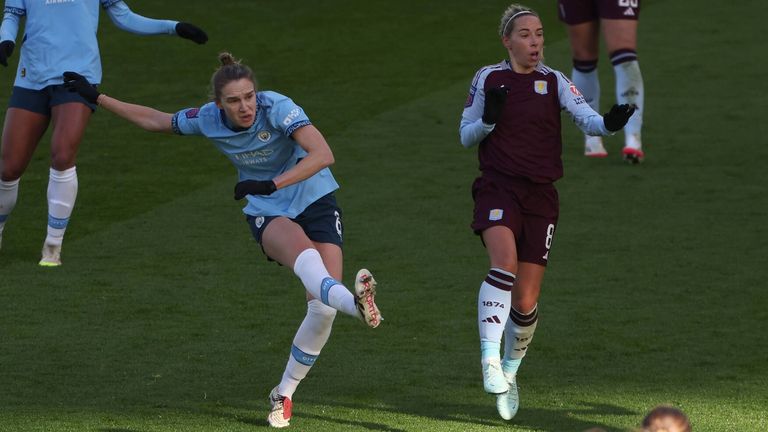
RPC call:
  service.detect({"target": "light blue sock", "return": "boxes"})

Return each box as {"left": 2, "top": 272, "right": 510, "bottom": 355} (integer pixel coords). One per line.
{"left": 502, "top": 358, "right": 522, "bottom": 376}
{"left": 481, "top": 341, "right": 501, "bottom": 361}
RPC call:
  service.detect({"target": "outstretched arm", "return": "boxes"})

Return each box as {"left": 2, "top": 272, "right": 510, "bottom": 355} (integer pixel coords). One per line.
{"left": 63, "top": 71, "right": 173, "bottom": 133}
{"left": 105, "top": 1, "right": 208, "bottom": 44}
{"left": 98, "top": 94, "right": 174, "bottom": 133}
{"left": 0, "top": 9, "right": 22, "bottom": 67}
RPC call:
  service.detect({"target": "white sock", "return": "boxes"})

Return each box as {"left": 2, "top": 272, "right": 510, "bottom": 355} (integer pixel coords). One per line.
{"left": 277, "top": 299, "right": 336, "bottom": 399}
{"left": 0, "top": 178, "right": 21, "bottom": 247}
{"left": 45, "top": 167, "right": 78, "bottom": 247}
{"left": 479, "top": 268, "right": 515, "bottom": 361}
{"left": 292, "top": 248, "right": 357, "bottom": 317}
{"left": 571, "top": 59, "right": 600, "bottom": 113}
{"left": 611, "top": 53, "right": 644, "bottom": 145}
{"left": 502, "top": 304, "right": 538, "bottom": 375}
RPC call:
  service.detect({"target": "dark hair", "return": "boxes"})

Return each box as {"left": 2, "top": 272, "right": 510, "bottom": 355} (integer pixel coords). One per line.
{"left": 210, "top": 52, "right": 256, "bottom": 101}
{"left": 642, "top": 405, "right": 692, "bottom": 432}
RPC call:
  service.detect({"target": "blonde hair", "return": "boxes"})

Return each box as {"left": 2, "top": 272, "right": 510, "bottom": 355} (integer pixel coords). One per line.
{"left": 210, "top": 52, "right": 256, "bottom": 101}
{"left": 499, "top": 4, "right": 538, "bottom": 37}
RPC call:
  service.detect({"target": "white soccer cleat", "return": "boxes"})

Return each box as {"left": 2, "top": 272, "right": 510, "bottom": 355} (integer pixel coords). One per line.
{"left": 584, "top": 135, "right": 608, "bottom": 157}
{"left": 482, "top": 358, "right": 509, "bottom": 394}
{"left": 623, "top": 134, "right": 644, "bottom": 164}
{"left": 39, "top": 242, "right": 62, "bottom": 267}
{"left": 267, "top": 386, "right": 292, "bottom": 428}
{"left": 496, "top": 371, "right": 519, "bottom": 420}
{"left": 355, "top": 269, "right": 382, "bottom": 328}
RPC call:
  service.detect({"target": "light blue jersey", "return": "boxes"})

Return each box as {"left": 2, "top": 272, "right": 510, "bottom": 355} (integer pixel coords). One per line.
{"left": 172, "top": 91, "right": 340, "bottom": 219}
{"left": 0, "top": 0, "right": 177, "bottom": 89}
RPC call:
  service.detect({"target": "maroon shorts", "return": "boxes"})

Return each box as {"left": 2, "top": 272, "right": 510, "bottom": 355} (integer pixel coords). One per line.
{"left": 558, "top": 0, "right": 641, "bottom": 24}
{"left": 471, "top": 174, "right": 559, "bottom": 266}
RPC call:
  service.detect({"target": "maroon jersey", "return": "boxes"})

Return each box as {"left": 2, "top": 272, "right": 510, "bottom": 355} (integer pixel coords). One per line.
{"left": 460, "top": 60, "right": 607, "bottom": 183}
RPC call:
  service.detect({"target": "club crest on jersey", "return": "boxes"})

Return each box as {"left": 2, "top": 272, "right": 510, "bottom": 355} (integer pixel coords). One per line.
{"left": 569, "top": 83, "right": 582, "bottom": 96}
{"left": 254, "top": 216, "right": 265, "bottom": 228}
{"left": 489, "top": 209, "right": 504, "bottom": 221}
{"left": 257, "top": 130, "right": 272, "bottom": 142}
{"left": 184, "top": 108, "right": 200, "bottom": 119}
{"left": 534, "top": 80, "right": 548, "bottom": 95}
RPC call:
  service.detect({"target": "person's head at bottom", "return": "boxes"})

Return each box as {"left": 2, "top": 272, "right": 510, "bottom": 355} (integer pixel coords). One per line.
{"left": 642, "top": 405, "right": 691, "bottom": 432}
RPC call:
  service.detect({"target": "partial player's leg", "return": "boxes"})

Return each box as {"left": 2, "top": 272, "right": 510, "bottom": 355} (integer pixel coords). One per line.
{"left": 260, "top": 217, "right": 370, "bottom": 323}
{"left": 496, "top": 185, "right": 556, "bottom": 420}
{"left": 479, "top": 225, "right": 518, "bottom": 395}
{"left": 496, "top": 262, "right": 543, "bottom": 420}
{"left": 268, "top": 242, "right": 340, "bottom": 428}
{"left": 39, "top": 102, "right": 91, "bottom": 266}
{"left": 0, "top": 107, "right": 50, "bottom": 252}
{"left": 603, "top": 18, "right": 644, "bottom": 163}
{"left": 559, "top": 0, "right": 606, "bottom": 157}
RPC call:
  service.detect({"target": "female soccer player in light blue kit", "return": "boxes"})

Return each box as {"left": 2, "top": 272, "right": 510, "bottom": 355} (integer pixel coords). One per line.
{"left": 0, "top": 0, "right": 207, "bottom": 265}
{"left": 63, "top": 52, "right": 382, "bottom": 429}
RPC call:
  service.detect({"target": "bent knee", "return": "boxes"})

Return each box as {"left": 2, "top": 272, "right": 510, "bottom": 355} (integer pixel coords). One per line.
{"left": 1, "top": 168, "right": 24, "bottom": 181}
{"left": 49, "top": 150, "right": 78, "bottom": 171}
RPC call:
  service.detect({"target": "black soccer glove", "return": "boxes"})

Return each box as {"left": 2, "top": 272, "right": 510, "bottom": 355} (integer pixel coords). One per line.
{"left": 0, "top": 40, "right": 15, "bottom": 67}
{"left": 62, "top": 71, "right": 101, "bottom": 104}
{"left": 175, "top": 22, "right": 208, "bottom": 45}
{"left": 234, "top": 180, "right": 277, "bottom": 200}
{"left": 482, "top": 86, "right": 509, "bottom": 125}
{"left": 603, "top": 103, "right": 636, "bottom": 132}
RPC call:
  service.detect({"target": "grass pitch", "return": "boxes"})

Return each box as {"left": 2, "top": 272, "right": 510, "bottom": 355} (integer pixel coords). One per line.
{"left": 1, "top": 0, "right": 766, "bottom": 431}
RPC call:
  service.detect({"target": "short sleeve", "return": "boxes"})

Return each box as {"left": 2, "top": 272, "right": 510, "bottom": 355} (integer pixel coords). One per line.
{"left": 4, "top": 0, "right": 26, "bottom": 16}
{"left": 100, "top": 0, "right": 123, "bottom": 9}
{"left": 270, "top": 96, "right": 311, "bottom": 136}
{"left": 171, "top": 107, "right": 204, "bottom": 136}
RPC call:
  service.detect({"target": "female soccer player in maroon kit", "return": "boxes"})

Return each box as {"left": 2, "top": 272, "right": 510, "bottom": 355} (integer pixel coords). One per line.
{"left": 459, "top": 3, "right": 634, "bottom": 420}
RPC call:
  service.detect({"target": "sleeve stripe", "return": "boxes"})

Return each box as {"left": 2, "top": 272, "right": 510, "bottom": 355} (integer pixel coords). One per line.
{"left": 171, "top": 112, "right": 183, "bottom": 135}
{"left": 101, "top": 0, "right": 123, "bottom": 8}
{"left": 285, "top": 120, "right": 312, "bottom": 136}
{"left": 470, "top": 63, "right": 503, "bottom": 88}
{"left": 4, "top": 6, "right": 25, "bottom": 16}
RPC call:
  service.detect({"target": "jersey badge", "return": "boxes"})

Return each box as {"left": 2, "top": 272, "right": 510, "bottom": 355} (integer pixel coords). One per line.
{"left": 489, "top": 209, "right": 504, "bottom": 221}
{"left": 184, "top": 108, "right": 200, "bottom": 119}
{"left": 569, "top": 83, "right": 582, "bottom": 96}
{"left": 258, "top": 130, "right": 272, "bottom": 142}
{"left": 534, "top": 80, "right": 548, "bottom": 95}
{"left": 282, "top": 108, "right": 301, "bottom": 126}
{"left": 254, "top": 216, "right": 265, "bottom": 228}
{"left": 465, "top": 86, "right": 477, "bottom": 108}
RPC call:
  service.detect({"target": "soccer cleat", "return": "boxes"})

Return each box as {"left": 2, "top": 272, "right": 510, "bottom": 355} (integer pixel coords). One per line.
{"left": 482, "top": 358, "right": 509, "bottom": 394}
{"left": 39, "top": 242, "right": 62, "bottom": 267}
{"left": 496, "top": 371, "right": 519, "bottom": 420}
{"left": 355, "top": 269, "right": 382, "bottom": 328}
{"left": 267, "top": 386, "right": 292, "bottom": 428}
{"left": 622, "top": 147, "right": 645, "bottom": 164}
{"left": 584, "top": 136, "right": 607, "bottom": 157}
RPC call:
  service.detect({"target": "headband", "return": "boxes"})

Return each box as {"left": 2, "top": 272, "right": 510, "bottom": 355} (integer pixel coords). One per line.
{"left": 501, "top": 10, "right": 534, "bottom": 36}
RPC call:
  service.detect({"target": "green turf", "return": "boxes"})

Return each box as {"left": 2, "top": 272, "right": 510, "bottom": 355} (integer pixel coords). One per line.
{"left": 1, "top": 0, "right": 766, "bottom": 431}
